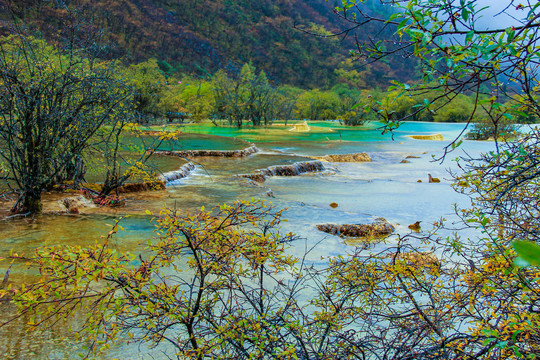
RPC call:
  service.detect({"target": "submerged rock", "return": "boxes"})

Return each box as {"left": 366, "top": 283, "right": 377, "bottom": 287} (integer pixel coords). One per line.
{"left": 154, "top": 145, "right": 258, "bottom": 158}
{"left": 406, "top": 155, "right": 420, "bottom": 159}
{"left": 239, "top": 160, "right": 325, "bottom": 183}
{"left": 316, "top": 218, "right": 395, "bottom": 239}
{"left": 312, "top": 152, "right": 372, "bottom": 163}
{"left": 241, "top": 173, "right": 267, "bottom": 183}
{"left": 400, "top": 160, "right": 411, "bottom": 164}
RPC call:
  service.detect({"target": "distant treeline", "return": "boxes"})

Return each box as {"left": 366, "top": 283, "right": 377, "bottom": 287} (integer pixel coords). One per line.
{"left": 128, "top": 59, "right": 538, "bottom": 127}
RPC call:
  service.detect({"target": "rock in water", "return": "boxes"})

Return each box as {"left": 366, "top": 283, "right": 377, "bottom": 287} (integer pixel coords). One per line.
{"left": 240, "top": 173, "right": 267, "bottom": 183}
{"left": 316, "top": 218, "right": 395, "bottom": 239}
{"left": 60, "top": 195, "right": 96, "bottom": 213}
{"left": 408, "top": 221, "right": 421, "bottom": 232}
{"left": 428, "top": 174, "right": 440, "bottom": 183}
{"left": 329, "top": 202, "right": 338, "bottom": 208}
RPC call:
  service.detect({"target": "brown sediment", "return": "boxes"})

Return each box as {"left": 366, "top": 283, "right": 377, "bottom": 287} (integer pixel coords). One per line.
{"left": 238, "top": 160, "right": 325, "bottom": 183}
{"left": 406, "top": 134, "right": 444, "bottom": 141}
{"left": 311, "top": 152, "right": 372, "bottom": 163}
{"left": 316, "top": 218, "right": 395, "bottom": 239}
{"left": 153, "top": 145, "right": 258, "bottom": 158}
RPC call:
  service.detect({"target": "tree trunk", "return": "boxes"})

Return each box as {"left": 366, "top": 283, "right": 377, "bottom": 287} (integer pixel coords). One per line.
{"left": 12, "top": 189, "right": 42, "bottom": 214}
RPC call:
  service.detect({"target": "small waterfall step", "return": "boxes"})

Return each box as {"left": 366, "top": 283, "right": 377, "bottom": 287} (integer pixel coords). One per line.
{"left": 238, "top": 160, "right": 325, "bottom": 183}
{"left": 160, "top": 162, "right": 197, "bottom": 184}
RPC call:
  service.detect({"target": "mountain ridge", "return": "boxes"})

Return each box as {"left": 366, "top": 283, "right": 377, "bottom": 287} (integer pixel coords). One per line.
{"left": 0, "top": 0, "right": 415, "bottom": 88}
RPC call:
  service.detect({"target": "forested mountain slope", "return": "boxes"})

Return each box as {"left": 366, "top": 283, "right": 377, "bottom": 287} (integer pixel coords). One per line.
{"left": 0, "top": 0, "right": 415, "bottom": 88}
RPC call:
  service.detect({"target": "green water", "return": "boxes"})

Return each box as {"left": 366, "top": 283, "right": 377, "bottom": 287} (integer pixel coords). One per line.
{"left": 0, "top": 120, "right": 493, "bottom": 359}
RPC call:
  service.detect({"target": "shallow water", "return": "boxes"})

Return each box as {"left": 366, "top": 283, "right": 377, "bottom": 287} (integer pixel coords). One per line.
{"left": 0, "top": 121, "right": 494, "bottom": 359}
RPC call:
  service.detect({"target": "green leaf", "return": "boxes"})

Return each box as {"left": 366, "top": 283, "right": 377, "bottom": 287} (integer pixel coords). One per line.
{"left": 422, "top": 31, "right": 432, "bottom": 45}
{"left": 462, "top": 8, "right": 469, "bottom": 22}
{"left": 505, "top": 27, "right": 515, "bottom": 42}
{"left": 465, "top": 31, "right": 474, "bottom": 44}
{"left": 513, "top": 241, "right": 540, "bottom": 266}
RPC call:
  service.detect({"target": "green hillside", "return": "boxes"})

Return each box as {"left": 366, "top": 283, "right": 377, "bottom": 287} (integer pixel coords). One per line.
{"left": 0, "top": 0, "right": 416, "bottom": 88}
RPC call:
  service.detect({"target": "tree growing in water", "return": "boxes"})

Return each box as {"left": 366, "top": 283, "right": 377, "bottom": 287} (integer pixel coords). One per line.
{"left": 0, "top": 32, "right": 133, "bottom": 213}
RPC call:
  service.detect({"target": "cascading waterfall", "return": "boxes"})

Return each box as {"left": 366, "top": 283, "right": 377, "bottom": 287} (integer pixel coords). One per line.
{"left": 159, "top": 162, "right": 196, "bottom": 184}
{"left": 239, "top": 160, "right": 325, "bottom": 183}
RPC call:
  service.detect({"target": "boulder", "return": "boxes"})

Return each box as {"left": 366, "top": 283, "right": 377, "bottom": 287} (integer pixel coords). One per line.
{"left": 316, "top": 218, "right": 395, "bottom": 239}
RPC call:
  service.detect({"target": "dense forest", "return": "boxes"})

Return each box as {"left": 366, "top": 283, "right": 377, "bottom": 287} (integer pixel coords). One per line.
{"left": 0, "top": 0, "right": 414, "bottom": 88}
